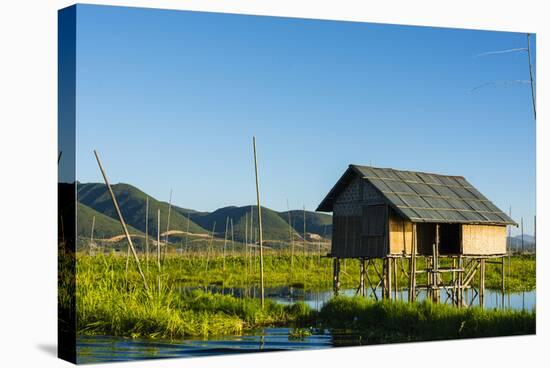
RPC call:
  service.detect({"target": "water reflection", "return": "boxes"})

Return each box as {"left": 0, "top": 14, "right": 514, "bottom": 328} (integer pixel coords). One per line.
{"left": 177, "top": 284, "right": 535, "bottom": 312}
{"left": 77, "top": 328, "right": 332, "bottom": 364}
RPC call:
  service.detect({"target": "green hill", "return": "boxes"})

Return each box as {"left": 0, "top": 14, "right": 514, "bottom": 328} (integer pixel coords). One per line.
{"left": 77, "top": 202, "right": 143, "bottom": 240}
{"left": 280, "top": 210, "right": 332, "bottom": 239}
{"left": 190, "top": 205, "right": 300, "bottom": 243}
{"left": 77, "top": 183, "right": 209, "bottom": 238}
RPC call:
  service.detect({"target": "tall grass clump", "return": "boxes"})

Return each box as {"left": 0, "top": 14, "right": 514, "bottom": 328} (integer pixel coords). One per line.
{"left": 319, "top": 296, "right": 535, "bottom": 343}
{"left": 75, "top": 254, "right": 313, "bottom": 339}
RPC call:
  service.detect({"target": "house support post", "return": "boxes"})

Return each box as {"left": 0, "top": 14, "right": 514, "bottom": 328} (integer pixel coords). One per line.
{"left": 480, "top": 258, "right": 486, "bottom": 308}
{"left": 457, "top": 256, "right": 463, "bottom": 307}
{"left": 386, "top": 257, "right": 392, "bottom": 300}
{"left": 393, "top": 256, "right": 398, "bottom": 300}
{"left": 409, "top": 224, "right": 417, "bottom": 302}
{"left": 359, "top": 258, "right": 366, "bottom": 297}
{"left": 333, "top": 258, "right": 340, "bottom": 296}
{"left": 501, "top": 255, "right": 506, "bottom": 308}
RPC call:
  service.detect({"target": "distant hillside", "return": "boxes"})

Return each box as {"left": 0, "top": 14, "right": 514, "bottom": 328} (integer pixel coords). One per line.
{"left": 77, "top": 202, "right": 143, "bottom": 240}
{"left": 77, "top": 183, "right": 209, "bottom": 238}
{"left": 280, "top": 210, "right": 332, "bottom": 239}
{"left": 507, "top": 235, "right": 536, "bottom": 252}
{"left": 190, "top": 205, "right": 301, "bottom": 243}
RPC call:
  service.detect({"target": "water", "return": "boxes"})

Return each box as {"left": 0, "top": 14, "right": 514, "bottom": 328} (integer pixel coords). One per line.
{"left": 178, "top": 285, "right": 536, "bottom": 312}
{"left": 77, "top": 328, "right": 332, "bottom": 364}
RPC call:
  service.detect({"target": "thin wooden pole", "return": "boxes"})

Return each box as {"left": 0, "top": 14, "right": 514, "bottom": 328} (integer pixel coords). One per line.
{"left": 409, "top": 224, "right": 417, "bottom": 302}
{"left": 93, "top": 150, "right": 149, "bottom": 291}
{"left": 185, "top": 212, "right": 190, "bottom": 254}
{"left": 252, "top": 137, "right": 265, "bottom": 308}
{"left": 90, "top": 215, "right": 95, "bottom": 253}
{"left": 480, "top": 258, "right": 486, "bottom": 308}
{"left": 286, "top": 199, "right": 294, "bottom": 274}
{"left": 521, "top": 217, "right": 524, "bottom": 253}
{"left": 245, "top": 212, "right": 249, "bottom": 279}
{"left": 145, "top": 196, "right": 149, "bottom": 275}
{"left": 457, "top": 256, "right": 463, "bottom": 307}
{"left": 527, "top": 33, "right": 536, "bottom": 120}
{"left": 386, "top": 258, "right": 392, "bottom": 300}
{"left": 333, "top": 258, "right": 340, "bottom": 295}
{"left": 223, "top": 216, "right": 229, "bottom": 271}
{"left": 157, "top": 209, "right": 161, "bottom": 296}
{"left": 501, "top": 255, "right": 506, "bottom": 308}
{"left": 303, "top": 205, "right": 307, "bottom": 257}
{"left": 230, "top": 218, "right": 235, "bottom": 257}
{"left": 205, "top": 222, "right": 216, "bottom": 273}
{"left": 393, "top": 256, "right": 398, "bottom": 300}
{"left": 359, "top": 258, "right": 365, "bottom": 296}
{"left": 434, "top": 224, "right": 440, "bottom": 303}
{"left": 164, "top": 189, "right": 172, "bottom": 260}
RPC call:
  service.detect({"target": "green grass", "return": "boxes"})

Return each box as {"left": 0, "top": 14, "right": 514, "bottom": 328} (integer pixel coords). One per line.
{"left": 318, "top": 296, "right": 535, "bottom": 343}
{"left": 77, "top": 252, "right": 535, "bottom": 292}
{"left": 76, "top": 254, "right": 314, "bottom": 339}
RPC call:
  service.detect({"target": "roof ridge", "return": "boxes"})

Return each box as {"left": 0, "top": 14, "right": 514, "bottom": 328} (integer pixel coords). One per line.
{"left": 349, "top": 164, "right": 466, "bottom": 179}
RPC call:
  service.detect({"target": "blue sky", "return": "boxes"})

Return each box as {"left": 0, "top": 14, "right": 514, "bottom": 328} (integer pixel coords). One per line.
{"left": 74, "top": 4, "right": 536, "bottom": 235}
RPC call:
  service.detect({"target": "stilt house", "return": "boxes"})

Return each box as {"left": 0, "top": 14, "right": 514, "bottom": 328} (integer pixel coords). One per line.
{"left": 317, "top": 165, "right": 516, "bottom": 259}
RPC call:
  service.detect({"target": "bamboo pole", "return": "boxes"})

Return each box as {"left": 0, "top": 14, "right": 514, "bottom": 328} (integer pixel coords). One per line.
{"left": 205, "top": 222, "right": 216, "bottom": 273}
{"left": 223, "top": 216, "right": 229, "bottom": 271}
{"left": 252, "top": 136, "right": 265, "bottom": 308}
{"left": 526, "top": 33, "right": 536, "bottom": 120}
{"left": 245, "top": 212, "right": 248, "bottom": 285}
{"left": 333, "top": 258, "right": 340, "bottom": 295}
{"left": 185, "top": 212, "right": 190, "bottom": 254}
{"left": 90, "top": 215, "right": 95, "bottom": 254}
{"left": 521, "top": 217, "right": 524, "bottom": 253}
{"left": 409, "top": 224, "right": 417, "bottom": 302}
{"left": 393, "top": 256, "right": 398, "bottom": 300}
{"left": 164, "top": 189, "right": 172, "bottom": 260}
{"left": 359, "top": 258, "right": 365, "bottom": 297}
{"left": 93, "top": 150, "right": 149, "bottom": 291}
{"left": 303, "top": 205, "right": 307, "bottom": 257}
{"left": 157, "top": 209, "right": 161, "bottom": 296}
{"left": 145, "top": 196, "right": 149, "bottom": 275}
{"left": 230, "top": 218, "right": 235, "bottom": 257}
{"left": 386, "top": 258, "right": 392, "bottom": 300}
{"left": 286, "top": 199, "right": 294, "bottom": 273}
{"left": 458, "top": 256, "right": 463, "bottom": 307}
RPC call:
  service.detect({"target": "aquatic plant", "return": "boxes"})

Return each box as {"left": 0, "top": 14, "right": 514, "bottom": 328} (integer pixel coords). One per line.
{"left": 318, "top": 296, "right": 535, "bottom": 343}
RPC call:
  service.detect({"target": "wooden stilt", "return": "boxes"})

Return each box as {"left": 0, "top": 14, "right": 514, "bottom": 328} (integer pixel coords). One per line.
{"left": 386, "top": 258, "right": 392, "bottom": 300}
{"left": 457, "top": 256, "right": 463, "bottom": 307}
{"left": 359, "top": 258, "right": 365, "bottom": 297}
{"left": 393, "top": 256, "right": 398, "bottom": 300}
{"left": 333, "top": 258, "right": 340, "bottom": 295}
{"left": 409, "top": 224, "right": 417, "bottom": 302}
{"left": 480, "top": 258, "right": 486, "bottom": 308}
{"left": 433, "top": 224, "right": 440, "bottom": 303}
{"left": 501, "top": 255, "right": 505, "bottom": 308}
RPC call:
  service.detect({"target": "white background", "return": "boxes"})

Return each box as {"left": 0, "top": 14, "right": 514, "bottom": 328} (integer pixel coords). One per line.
{"left": 0, "top": 0, "right": 547, "bottom": 367}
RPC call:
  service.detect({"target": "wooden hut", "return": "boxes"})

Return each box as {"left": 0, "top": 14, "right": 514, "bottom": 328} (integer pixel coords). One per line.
{"left": 317, "top": 165, "right": 516, "bottom": 306}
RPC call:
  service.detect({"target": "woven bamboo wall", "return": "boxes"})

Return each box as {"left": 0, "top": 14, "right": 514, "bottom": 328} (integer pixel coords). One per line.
{"left": 461, "top": 224, "right": 507, "bottom": 255}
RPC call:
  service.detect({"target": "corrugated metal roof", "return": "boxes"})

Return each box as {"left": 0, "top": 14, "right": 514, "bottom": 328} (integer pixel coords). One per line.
{"left": 317, "top": 165, "right": 516, "bottom": 226}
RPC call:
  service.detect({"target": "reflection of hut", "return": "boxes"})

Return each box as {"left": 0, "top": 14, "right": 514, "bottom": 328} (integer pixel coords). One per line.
{"left": 317, "top": 165, "right": 516, "bottom": 307}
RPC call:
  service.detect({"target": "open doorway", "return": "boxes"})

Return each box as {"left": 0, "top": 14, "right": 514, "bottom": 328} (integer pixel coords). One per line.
{"left": 439, "top": 223, "right": 461, "bottom": 255}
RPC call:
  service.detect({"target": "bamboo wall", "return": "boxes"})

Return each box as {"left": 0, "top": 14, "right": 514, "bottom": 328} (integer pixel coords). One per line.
{"left": 461, "top": 224, "right": 507, "bottom": 255}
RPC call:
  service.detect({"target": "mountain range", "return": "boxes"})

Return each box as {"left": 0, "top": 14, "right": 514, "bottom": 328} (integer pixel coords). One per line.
{"left": 76, "top": 183, "right": 332, "bottom": 246}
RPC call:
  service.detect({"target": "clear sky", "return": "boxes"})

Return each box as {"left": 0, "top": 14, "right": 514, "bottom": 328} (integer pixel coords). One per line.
{"left": 74, "top": 4, "right": 536, "bottom": 235}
